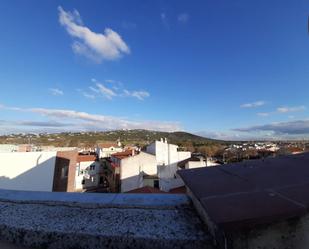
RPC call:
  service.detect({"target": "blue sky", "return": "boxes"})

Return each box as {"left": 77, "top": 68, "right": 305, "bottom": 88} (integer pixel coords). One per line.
{"left": 0, "top": 0, "right": 309, "bottom": 140}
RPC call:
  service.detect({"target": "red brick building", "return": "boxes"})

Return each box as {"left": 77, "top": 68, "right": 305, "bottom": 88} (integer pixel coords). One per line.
{"left": 52, "top": 150, "right": 78, "bottom": 192}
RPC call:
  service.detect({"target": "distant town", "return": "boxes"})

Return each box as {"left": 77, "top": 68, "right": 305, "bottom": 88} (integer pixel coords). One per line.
{"left": 0, "top": 129, "right": 308, "bottom": 194}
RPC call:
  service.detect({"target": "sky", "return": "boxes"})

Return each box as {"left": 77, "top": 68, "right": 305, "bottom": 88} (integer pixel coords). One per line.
{"left": 0, "top": 0, "right": 309, "bottom": 140}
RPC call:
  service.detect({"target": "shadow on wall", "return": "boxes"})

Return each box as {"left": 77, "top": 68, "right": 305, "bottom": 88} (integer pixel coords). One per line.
{"left": 158, "top": 163, "right": 184, "bottom": 192}
{"left": 0, "top": 157, "right": 57, "bottom": 192}
{"left": 53, "top": 157, "right": 71, "bottom": 192}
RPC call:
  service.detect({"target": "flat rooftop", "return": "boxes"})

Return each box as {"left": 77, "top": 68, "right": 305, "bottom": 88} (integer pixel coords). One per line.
{"left": 0, "top": 190, "right": 213, "bottom": 249}
{"left": 178, "top": 152, "right": 309, "bottom": 231}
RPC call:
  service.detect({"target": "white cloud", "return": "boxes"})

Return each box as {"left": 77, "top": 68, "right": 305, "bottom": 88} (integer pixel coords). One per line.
{"left": 49, "top": 88, "right": 64, "bottom": 96}
{"left": 58, "top": 6, "right": 130, "bottom": 62}
{"left": 240, "top": 101, "right": 265, "bottom": 108}
{"left": 233, "top": 119, "right": 309, "bottom": 136}
{"left": 96, "top": 83, "right": 117, "bottom": 100}
{"left": 82, "top": 92, "right": 95, "bottom": 99}
{"left": 88, "top": 79, "right": 149, "bottom": 101}
{"left": 277, "top": 106, "right": 306, "bottom": 113}
{"left": 123, "top": 89, "right": 150, "bottom": 100}
{"left": 257, "top": 112, "right": 270, "bottom": 117}
{"left": 0, "top": 104, "right": 181, "bottom": 132}
{"left": 160, "top": 12, "right": 169, "bottom": 28}
{"left": 161, "top": 13, "right": 166, "bottom": 21}
{"left": 89, "top": 86, "right": 99, "bottom": 93}
{"left": 177, "top": 13, "right": 189, "bottom": 23}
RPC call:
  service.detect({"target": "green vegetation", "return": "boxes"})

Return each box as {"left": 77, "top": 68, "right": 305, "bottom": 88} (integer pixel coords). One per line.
{"left": 0, "top": 129, "right": 230, "bottom": 150}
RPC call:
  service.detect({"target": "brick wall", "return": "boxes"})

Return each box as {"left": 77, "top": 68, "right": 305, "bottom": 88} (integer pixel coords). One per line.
{"left": 53, "top": 150, "right": 78, "bottom": 192}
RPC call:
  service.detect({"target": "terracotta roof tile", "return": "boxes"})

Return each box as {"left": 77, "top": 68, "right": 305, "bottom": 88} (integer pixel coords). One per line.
{"left": 126, "top": 186, "right": 167, "bottom": 194}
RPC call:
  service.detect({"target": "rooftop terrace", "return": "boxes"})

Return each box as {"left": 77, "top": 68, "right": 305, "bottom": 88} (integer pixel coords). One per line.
{"left": 0, "top": 190, "right": 213, "bottom": 249}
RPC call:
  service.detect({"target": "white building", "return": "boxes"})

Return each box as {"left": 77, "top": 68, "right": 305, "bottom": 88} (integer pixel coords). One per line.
{"left": 75, "top": 155, "right": 101, "bottom": 191}
{"left": 37, "top": 146, "right": 77, "bottom": 152}
{"left": 178, "top": 156, "right": 219, "bottom": 169}
{"left": 96, "top": 142, "right": 123, "bottom": 158}
{"left": 111, "top": 150, "right": 157, "bottom": 193}
{"left": 146, "top": 139, "right": 191, "bottom": 192}
{"left": 0, "top": 151, "right": 57, "bottom": 191}
{"left": 0, "top": 144, "right": 18, "bottom": 153}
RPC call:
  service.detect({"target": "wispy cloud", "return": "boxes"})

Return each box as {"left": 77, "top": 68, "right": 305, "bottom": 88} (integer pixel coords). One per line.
{"left": 277, "top": 106, "right": 306, "bottom": 113}
{"left": 87, "top": 79, "right": 150, "bottom": 101}
{"left": 233, "top": 119, "right": 309, "bottom": 135}
{"left": 240, "top": 100, "right": 265, "bottom": 108}
{"left": 89, "top": 86, "right": 100, "bottom": 93}
{"left": 49, "top": 88, "right": 64, "bottom": 96}
{"left": 177, "top": 13, "right": 189, "bottom": 23}
{"left": 161, "top": 12, "right": 166, "bottom": 22}
{"left": 0, "top": 104, "right": 181, "bottom": 132}
{"left": 95, "top": 83, "right": 117, "bottom": 100}
{"left": 160, "top": 12, "right": 169, "bottom": 28}
{"left": 0, "top": 120, "right": 73, "bottom": 128}
{"left": 257, "top": 112, "right": 270, "bottom": 117}
{"left": 58, "top": 6, "right": 130, "bottom": 63}
{"left": 255, "top": 105, "right": 306, "bottom": 118}
{"left": 82, "top": 92, "right": 95, "bottom": 99}
{"left": 123, "top": 89, "right": 150, "bottom": 100}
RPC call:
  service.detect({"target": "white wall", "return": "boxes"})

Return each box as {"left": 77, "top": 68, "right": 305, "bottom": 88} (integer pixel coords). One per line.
{"left": 96, "top": 146, "right": 123, "bottom": 158}
{"left": 206, "top": 160, "right": 220, "bottom": 167}
{"left": 0, "top": 144, "right": 18, "bottom": 153}
{"left": 146, "top": 140, "right": 191, "bottom": 192}
{"left": 120, "top": 152, "right": 157, "bottom": 192}
{"left": 146, "top": 140, "right": 191, "bottom": 165}
{"left": 0, "top": 152, "right": 57, "bottom": 191}
{"left": 75, "top": 161, "right": 100, "bottom": 190}
{"left": 185, "top": 161, "right": 206, "bottom": 169}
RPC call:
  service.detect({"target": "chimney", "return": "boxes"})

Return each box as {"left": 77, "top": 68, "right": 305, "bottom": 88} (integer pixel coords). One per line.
{"left": 164, "top": 138, "right": 167, "bottom": 143}
{"left": 161, "top": 138, "right": 163, "bottom": 142}
{"left": 132, "top": 150, "right": 135, "bottom": 156}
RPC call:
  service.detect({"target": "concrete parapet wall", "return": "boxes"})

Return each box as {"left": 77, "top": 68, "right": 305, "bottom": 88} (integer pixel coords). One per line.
{"left": 0, "top": 189, "right": 214, "bottom": 249}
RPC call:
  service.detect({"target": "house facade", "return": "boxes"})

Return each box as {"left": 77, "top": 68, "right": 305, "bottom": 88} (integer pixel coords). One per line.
{"left": 0, "top": 150, "right": 79, "bottom": 192}
{"left": 96, "top": 142, "right": 123, "bottom": 158}
{"left": 74, "top": 154, "right": 100, "bottom": 191}
{"left": 146, "top": 138, "right": 191, "bottom": 192}
{"left": 108, "top": 150, "right": 157, "bottom": 193}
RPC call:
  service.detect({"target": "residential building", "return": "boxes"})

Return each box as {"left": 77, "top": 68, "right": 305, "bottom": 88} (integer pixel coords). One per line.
{"left": 0, "top": 144, "right": 18, "bottom": 153}
{"left": 0, "top": 150, "right": 78, "bottom": 192}
{"left": 146, "top": 138, "right": 191, "bottom": 192}
{"left": 109, "top": 150, "right": 157, "bottom": 193}
{"left": 18, "top": 144, "right": 32, "bottom": 152}
{"left": 74, "top": 153, "right": 102, "bottom": 192}
{"left": 96, "top": 142, "right": 123, "bottom": 158}
{"left": 177, "top": 156, "right": 206, "bottom": 170}
{"left": 53, "top": 150, "right": 78, "bottom": 192}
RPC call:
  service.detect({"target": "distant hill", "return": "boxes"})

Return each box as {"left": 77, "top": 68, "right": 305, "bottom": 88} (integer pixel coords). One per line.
{"left": 0, "top": 129, "right": 229, "bottom": 148}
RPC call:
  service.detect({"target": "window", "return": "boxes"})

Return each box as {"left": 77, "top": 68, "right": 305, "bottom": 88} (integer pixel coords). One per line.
{"left": 61, "top": 165, "right": 68, "bottom": 178}
{"left": 99, "top": 176, "right": 104, "bottom": 184}
{"left": 90, "top": 164, "right": 95, "bottom": 170}
{"left": 154, "top": 180, "right": 159, "bottom": 189}
{"left": 81, "top": 179, "right": 85, "bottom": 185}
